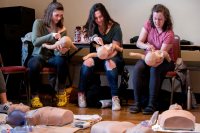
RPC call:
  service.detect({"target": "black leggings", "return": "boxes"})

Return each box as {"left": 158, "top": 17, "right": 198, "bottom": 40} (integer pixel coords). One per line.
{"left": 132, "top": 59, "right": 175, "bottom": 106}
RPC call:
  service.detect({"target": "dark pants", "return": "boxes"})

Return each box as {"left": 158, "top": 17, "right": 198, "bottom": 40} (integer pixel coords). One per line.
{"left": 0, "top": 70, "right": 6, "bottom": 93}
{"left": 27, "top": 56, "right": 68, "bottom": 95}
{"left": 132, "top": 59, "right": 175, "bottom": 107}
{"left": 78, "top": 55, "right": 124, "bottom": 97}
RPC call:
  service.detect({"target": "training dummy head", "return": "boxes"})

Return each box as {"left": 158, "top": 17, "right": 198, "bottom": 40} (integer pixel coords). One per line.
{"left": 96, "top": 46, "right": 109, "bottom": 60}
{"left": 145, "top": 50, "right": 164, "bottom": 67}
{"left": 158, "top": 104, "right": 195, "bottom": 130}
{"left": 129, "top": 50, "right": 171, "bottom": 67}
{"left": 59, "top": 36, "right": 78, "bottom": 50}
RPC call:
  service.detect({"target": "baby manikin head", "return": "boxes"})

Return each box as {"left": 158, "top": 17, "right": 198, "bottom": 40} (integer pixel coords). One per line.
{"left": 59, "top": 36, "right": 78, "bottom": 50}
{"left": 145, "top": 50, "right": 164, "bottom": 67}
{"left": 97, "top": 46, "right": 109, "bottom": 60}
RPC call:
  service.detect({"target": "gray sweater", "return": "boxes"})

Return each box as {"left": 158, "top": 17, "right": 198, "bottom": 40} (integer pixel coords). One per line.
{"left": 31, "top": 19, "right": 67, "bottom": 60}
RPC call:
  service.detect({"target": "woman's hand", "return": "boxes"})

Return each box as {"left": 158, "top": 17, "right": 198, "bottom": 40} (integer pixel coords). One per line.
{"left": 146, "top": 43, "right": 155, "bottom": 51}
{"left": 93, "top": 37, "right": 104, "bottom": 45}
{"left": 52, "top": 33, "right": 61, "bottom": 40}
{"left": 83, "top": 55, "right": 89, "bottom": 60}
{"left": 42, "top": 43, "right": 48, "bottom": 48}
{"left": 56, "top": 44, "right": 70, "bottom": 54}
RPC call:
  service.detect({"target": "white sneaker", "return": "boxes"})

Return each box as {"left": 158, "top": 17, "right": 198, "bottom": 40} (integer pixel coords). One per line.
{"left": 0, "top": 102, "right": 12, "bottom": 114}
{"left": 78, "top": 93, "right": 87, "bottom": 108}
{"left": 112, "top": 96, "right": 121, "bottom": 111}
{"left": 99, "top": 99, "right": 112, "bottom": 108}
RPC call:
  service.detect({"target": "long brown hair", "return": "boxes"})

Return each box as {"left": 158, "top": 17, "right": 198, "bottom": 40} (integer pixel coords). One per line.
{"left": 149, "top": 4, "right": 173, "bottom": 31}
{"left": 43, "top": 1, "right": 64, "bottom": 28}
{"left": 84, "top": 3, "right": 117, "bottom": 36}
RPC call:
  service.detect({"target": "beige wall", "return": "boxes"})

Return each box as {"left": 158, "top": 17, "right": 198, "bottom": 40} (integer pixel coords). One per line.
{"left": 0, "top": 0, "right": 200, "bottom": 45}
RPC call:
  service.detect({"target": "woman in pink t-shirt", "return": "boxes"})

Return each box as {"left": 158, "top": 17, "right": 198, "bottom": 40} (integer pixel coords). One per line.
{"left": 129, "top": 4, "right": 175, "bottom": 115}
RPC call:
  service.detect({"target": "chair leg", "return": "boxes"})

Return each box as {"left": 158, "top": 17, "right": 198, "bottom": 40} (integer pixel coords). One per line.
{"left": 19, "top": 76, "right": 24, "bottom": 101}
{"left": 18, "top": 72, "right": 31, "bottom": 106}
{"left": 66, "top": 67, "right": 72, "bottom": 87}
{"left": 24, "top": 72, "right": 31, "bottom": 106}
{"left": 3, "top": 72, "right": 31, "bottom": 105}
{"left": 170, "top": 76, "right": 176, "bottom": 105}
{"left": 18, "top": 73, "right": 28, "bottom": 104}
{"left": 5, "top": 74, "right": 9, "bottom": 85}
{"left": 25, "top": 72, "right": 31, "bottom": 106}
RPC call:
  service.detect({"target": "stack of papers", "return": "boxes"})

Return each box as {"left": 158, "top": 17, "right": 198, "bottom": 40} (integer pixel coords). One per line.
{"left": 73, "top": 114, "right": 102, "bottom": 129}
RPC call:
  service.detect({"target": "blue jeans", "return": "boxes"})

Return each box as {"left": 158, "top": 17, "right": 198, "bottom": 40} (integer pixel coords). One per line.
{"left": 78, "top": 55, "right": 124, "bottom": 96}
{"left": 27, "top": 56, "right": 68, "bottom": 95}
{"left": 132, "top": 59, "right": 175, "bottom": 107}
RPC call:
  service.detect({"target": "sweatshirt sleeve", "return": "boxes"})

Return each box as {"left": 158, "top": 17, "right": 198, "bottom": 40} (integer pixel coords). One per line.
{"left": 32, "top": 19, "right": 56, "bottom": 47}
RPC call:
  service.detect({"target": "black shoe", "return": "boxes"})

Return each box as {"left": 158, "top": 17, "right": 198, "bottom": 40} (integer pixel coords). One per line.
{"left": 143, "top": 105, "right": 155, "bottom": 115}
{"left": 129, "top": 105, "right": 141, "bottom": 114}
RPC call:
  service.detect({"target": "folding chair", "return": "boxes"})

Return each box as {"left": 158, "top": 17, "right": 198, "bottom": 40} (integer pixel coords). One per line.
{"left": 164, "top": 35, "right": 190, "bottom": 109}
{"left": 0, "top": 53, "right": 30, "bottom": 104}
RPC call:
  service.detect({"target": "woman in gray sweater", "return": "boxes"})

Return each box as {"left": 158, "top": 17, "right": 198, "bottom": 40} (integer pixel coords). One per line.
{"left": 27, "top": 1, "right": 70, "bottom": 108}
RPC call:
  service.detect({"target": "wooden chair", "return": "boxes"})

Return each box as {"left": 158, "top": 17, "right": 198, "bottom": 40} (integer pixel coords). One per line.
{"left": 164, "top": 35, "right": 190, "bottom": 109}
{"left": 0, "top": 53, "right": 30, "bottom": 104}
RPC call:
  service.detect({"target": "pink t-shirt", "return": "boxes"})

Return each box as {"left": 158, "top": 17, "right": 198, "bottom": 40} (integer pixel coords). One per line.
{"left": 144, "top": 20, "right": 175, "bottom": 61}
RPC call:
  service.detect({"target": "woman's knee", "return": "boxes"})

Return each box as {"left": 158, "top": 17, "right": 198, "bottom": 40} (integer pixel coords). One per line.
{"left": 150, "top": 67, "right": 160, "bottom": 75}
{"left": 83, "top": 58, "right": 94, "bottom": 67}
{"left": 53, "top": 56, "right": 67, "bottom": 67}
{"left": 133, "top": 60, "right": 146, "bottom": 72}
{"left": 105, "top": 60, "right": 116, "bottom": 70}
{"left": 27, "top": 57, "right": 42, "bottom": 70}
{"left": 133, "top": 65, "right": 139, "bottom": 73}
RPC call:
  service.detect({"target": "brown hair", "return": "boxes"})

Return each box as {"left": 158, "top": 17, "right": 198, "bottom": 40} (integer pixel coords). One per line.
{"left": 43, "top": 1, "right": 64, "bottom": 28}
{"left": 84, "top": 3, "right": 117, "bottom": 36}
{"left": 149, "top": 4, "right": 173, "bottom": 31}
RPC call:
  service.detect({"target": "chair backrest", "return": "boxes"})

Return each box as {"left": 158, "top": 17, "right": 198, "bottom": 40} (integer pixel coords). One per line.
{"left": 172, "top": 35, "right": 181, "bottom": 61}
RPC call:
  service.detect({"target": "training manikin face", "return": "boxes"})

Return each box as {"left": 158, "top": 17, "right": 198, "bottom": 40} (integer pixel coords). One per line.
{"left": 96, "top": 44, "right": 113, "bottom": 60}
{"left": 145, "top": 50, "right": 164, "bottom": 67}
